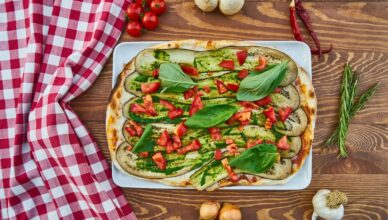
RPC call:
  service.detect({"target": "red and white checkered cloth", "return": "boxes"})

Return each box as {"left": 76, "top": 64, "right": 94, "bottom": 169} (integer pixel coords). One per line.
{"left": 0, "top": 0, "right": 137, "bottom": 219}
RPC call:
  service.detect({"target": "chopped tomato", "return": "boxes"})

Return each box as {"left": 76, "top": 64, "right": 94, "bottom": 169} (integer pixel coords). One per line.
{"left": 166, "top": 142, "right": 174, "bottom": 154}
{"left": 277, "top": 136, "right": 290, "bottom": 150}
{"left": 152, "top": 69, "right": 159, "bottom": 77}
{"left": 274, "top": 87, "right": 282, "bottom": 93}
{"left": 239, "top": 101, "right": 258, "bottom": 110}
{"left": 159, "top": 99, "right": 175, "bottom": 110}
{"left": 130, "top": 103, "right": 147, "bottom": 114}
{"left": 143, "top": 94, "right": 157, "bottom": 116}
{"left": 125, "top": 125, "right": 137, "bottom": 136}
{"left": 174, "top": 121, "right": 188, "bottom": 137}
{"left": 254, "top": 96, "right": 272, "bottom": 106}
{"left": 226, "top": 144, "right": 238, "bottom": 154}
{"left": 141, "top": 82, "right": 160, "bottom": 94}
{"left": 221, "top": 158, "right": 239, "bottom": 182}
{"left": 126, "top": 145, "right": 133, "bottom": 151}
{"left": 263, "top": 107, "right": 276, "bottom": 123}
{"left": 202, "top": 85, "right": 211, "bottom": 93}
{"left": 246, "top": 139, "right": 263, "bottom": 148}
{"left": 189, "top": 95, "right": 203, "bottom": 116}
{"left": 265, "top": 140, "right": 276, "bottom": 145}
{"left": 229, "top": 172, "right": 240, "bottom": 182}
{"left": 255, "top": 56, "right": 267, "bottom": 71}
{"left": 226, "top": 139, "right": 234, "bottom": 144}
{"left": 152, "top": 152, "right": 167, "bottom": 170}
{"left": 172, "top": 135, "right": 182, "bottom": 149}
{"left": 226, "top": 83, "right": 239, "bottom": 93}
{"left": 176, "top": 139, "right": 201, "bottom": 154}
{"left": 168, "top": 108, "right": 183, "bottom": 120}
{"left": 139, "top": 152, "right": 149, "bottom": 158}
{"left": 264, "top": 118, "right": 273, "bottom": 130}
{"left": 279, "top": 107, "right": 293, "bottom": 122}
{"left": 129, "top": 121, "right": 143, "bottom": 136}
{"left": 236, "top": 50, "right": 248, "bottom": 65}
{"left": 180, "top": 65, "right": 199, "bottom": 76}
{"left": 214, "top": 149, "right": 223, "bottom": 160}
{"left": 237, "top": 69, "right": 249, "bottom": 79}
{"left": 184, "top": 88, "right": 196, "bottom": 99}
{"left": 233, "top": 111, "right": 251, "bottom": 122}
{"left": 219, "top": 60, "right": 235, "bottom": 70}
{"left": 157, "top": 130, "right": 170, "bottom": 146}
{"left": 208, "top": 127, "right": 222, "bottom": 141}
{"left": 216, "top": 80, "right": 228, "bottom": 94}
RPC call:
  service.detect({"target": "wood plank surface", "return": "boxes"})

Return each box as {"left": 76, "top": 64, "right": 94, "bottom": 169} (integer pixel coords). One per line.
{"left": 71, "top": 1, "right": 388, "bottom": 219}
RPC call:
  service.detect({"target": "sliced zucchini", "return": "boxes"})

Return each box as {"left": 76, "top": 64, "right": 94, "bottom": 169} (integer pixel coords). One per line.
{"left": 270, "top": 84, "right": 300, "bottom": 111}
{"left": 279, "top": 136, "right": 302, "bottom": 158}
{"left": 122, "top": 121, "right": 140, "bottom": 145}
{"left": 242, "top": 125, "right": 276, "bottom": 142}
{"left": 275, "top": 108, "right": 308, "bottom": 136}
{"left": 190, "top": 159, "right": 228, "bottom": 191}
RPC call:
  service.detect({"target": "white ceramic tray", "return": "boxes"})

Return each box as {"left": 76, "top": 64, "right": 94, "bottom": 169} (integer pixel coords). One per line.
{"left": 111, "top": 41, "right": 312, "bottom": 190}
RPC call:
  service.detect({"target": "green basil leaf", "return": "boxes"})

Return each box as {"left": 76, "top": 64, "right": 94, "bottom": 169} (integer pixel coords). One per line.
{"left": 236, "top": 62, "right": 288, "bottom": 101}
{"left": 185, "top": 104, "right": 238, "bottom": 129}
{"left": 229, "top": 144, "right": 278, "bottom": 173}
{"left": 159, "top": 63, "right": 197, "bottom": 93}
{"left": 132, "top": 124, "right": 155, "bottom": 153}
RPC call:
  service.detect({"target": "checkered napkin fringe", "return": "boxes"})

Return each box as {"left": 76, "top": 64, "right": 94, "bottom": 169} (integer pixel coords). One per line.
{"left": 0, "top": 0, "right": 136, "bottom": 219}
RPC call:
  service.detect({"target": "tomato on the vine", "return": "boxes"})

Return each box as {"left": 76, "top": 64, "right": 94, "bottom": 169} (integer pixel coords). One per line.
{"left": 126, "top": 21, "right": 142, "bottom": 37}
{"left": 135, "top": 0, "right": 152, "bottom": 7}
{"left": 126, "top": 3, "right": 143, "bottom": 21}
{"left": 150, "top": 0, "right": 166, "bottom": 15}
{"left": 141, "top": 12, "right": 159, "bottom": 30}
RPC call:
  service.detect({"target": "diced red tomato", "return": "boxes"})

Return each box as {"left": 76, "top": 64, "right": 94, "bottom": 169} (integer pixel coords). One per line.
{"left": 239, "top": 101, "right": 258, "bottom": 110}
{"left": 180, "top": 65, "right": 199, "bottom": 76}
{"left": 202, "top": 85, "right": 211, "bottom": 93}
{"left": 176, "top": 139, "right": 201, "bottom": 154}
{"left": 184, "top": 88, "right": 196, "bottom": 99}
{"left": 277, "top": 136, "right": 291, "bottom": 150}
{"left": 157, "top": 130, "right": 170, "bottom": 146}
{"left": 255, "top": 56, "right": 267, "bottom": 71}
{"left": 174, "top": 121, "right": 188, "bottom": 137}
{"left": 221, "top": 158, "right": 239, "bottom": 182}
{"left": 172, "top": 135, "right": 182, "bottom": 150}
{"left": 216, "top": 80, "right": 228, "bottom": 94}
{"left": 152, "top": 69, "right": 159, "bottom": 77}
{"left": 233, "top": 111, "right": 251, "bottom": 122}
{"left": 264, "top": 118, "right": 273, "bottom": 130}
{"left": 189, "top": 95, "right": 203, "bottom": 116}
{"left": 159, "top": 99, "right": 175, "bottom": 110}
{"left": 143, "top": 94, "right": 157, "bottom": 116}
{"left": 226, "top": 144, "right": 238, "bottom": 154}
{"left": 254, "top": 96, "right": 272, "bottom": 106}
{"left": 152, "top": 152, "right": 167, "bottom": 170}
{"left": 130, "top": 103, "right": 147, "bottom": 114}
{"left": 214, "top": 149, "right": 223, "bottom": 160}
{"left": 166, "top": 142, "right": 174, "bottom": 154}
{"left": 139, "top": 152, "right": 149, "bottom": 158}
{"left": 168, "top": 108, "right": 183, "bottom": 120}
{"left": 226, "top": 83, "right": 239, "bottom": 93}
{"left": 246, "top": 139, "right": 263, "bottom": 148}
{"left": 125, "top": 126, "right": 137, "bottom": 136}
{"left": 129, "top": 121, "right": 143, "bottom": 136}
{"left": 208, "top": 127, "right": 222, "bottom": 141}
{"left": 237, "top": 69, "right": 249, "bottom": 79}
{"left": 274, "top": 87, "right": 282, "bottom": 93}
{"left": 126, "top": 145, "right": 133, "bottom": 151}
{"left": 219, "top": 60, "right": 235, "bottom": 70}
{"left": 229, "top": 172, "right": 240, "bottom": 182}
{"left": 141, "top": 82, "right": 160, "bottom": 94}
{"left": 265, "top": 140, "right": 277, "bottom": 145}
{"left": 236, "top": 50, "right": 248, "bottom": 65}
{"left": 226, "top": 139, "right": 234, "bottom": 144}
{"left": 279, "top": 107, "right": 293, "bottom": 122}
{"left": 263, "top": 107, "right": 277, "bottom": 123}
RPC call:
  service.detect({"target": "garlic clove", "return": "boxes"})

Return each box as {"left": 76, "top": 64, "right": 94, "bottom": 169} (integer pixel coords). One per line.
{"left": 219, "top": 203, "right": 242, "bottom": 220}
{"left": 199, "top": 200, "right": 221, "bottom": 220}
{"left": 312, "top": 189, "right": 347, "bottom": 220}
{"left": 218, "top": 0, "right": 244, "bottom": 16}
{"left": 195, "top": 0, "right": 219, "bottom": 12}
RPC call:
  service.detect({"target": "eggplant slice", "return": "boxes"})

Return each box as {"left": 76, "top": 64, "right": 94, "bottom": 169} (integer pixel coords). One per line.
{"left": 240, "top": 159, "right": 292, "bottom": 180}
{"left": 270, "top": 84, "right": 300, "bottom": 111}
{"left": 279, "top": 136, "right": 302, "bottom": 158}
{"left": 275, "top": 108, "right": 308, "bottom": 136}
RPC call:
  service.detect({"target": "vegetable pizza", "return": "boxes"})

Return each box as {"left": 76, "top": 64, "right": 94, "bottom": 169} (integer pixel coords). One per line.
{"left": 106, "top": 40, "right": 317, "bottom": 190}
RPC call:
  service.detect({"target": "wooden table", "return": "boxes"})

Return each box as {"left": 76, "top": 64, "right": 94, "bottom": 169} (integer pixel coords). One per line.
{"left": 72, "top": 1, "right": 388, "bottom": 219}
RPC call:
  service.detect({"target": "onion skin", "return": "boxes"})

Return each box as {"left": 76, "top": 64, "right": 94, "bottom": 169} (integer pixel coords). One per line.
{"left": 219, "top": 203, "right": 241, "bottom": 220}
{"left": 195, "top": 0, "right": 219, "bottom": 12}
{"left": 219, "top": 0, "right": 244, "bottom": 16}
{"left": 199, "top": 201, "right": 221, "bottom": 220}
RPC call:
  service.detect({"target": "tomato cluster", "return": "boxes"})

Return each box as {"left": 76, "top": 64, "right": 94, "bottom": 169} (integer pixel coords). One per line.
{"left": 125, "top": 0, "right": 167, "bottom": 37}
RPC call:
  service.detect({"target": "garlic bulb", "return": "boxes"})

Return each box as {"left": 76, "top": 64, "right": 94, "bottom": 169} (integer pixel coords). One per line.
{"left": 219, "top": 203, "right": 241, "bottom": 220}
{"left": 218, "top": 0, "right": 244, "bottom": 16}
{"left": 312, "top": 189, "right": 348, "bottom": 220}
{"left": 199, "top": 200, "right": 221, "bottom": 220}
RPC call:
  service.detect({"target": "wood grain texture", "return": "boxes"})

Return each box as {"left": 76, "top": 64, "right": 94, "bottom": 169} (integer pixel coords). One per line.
{"left": 71, "top": 1, "right": 388, "bottom": 219}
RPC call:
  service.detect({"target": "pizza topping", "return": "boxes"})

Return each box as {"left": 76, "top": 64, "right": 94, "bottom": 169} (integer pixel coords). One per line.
{"left": 274, "top": 87, "right": 282, "bottom": 93}
{"left": 143, "top": 94, "right": 157, "bottom": 116}
{"left": 184, "top": 87, "right": 196, "bottom": 99}
{"left": 152, "top": 68, "right": 159, "bottom": 77}
{"left": 226, "top": 143, "right": 238, "bottom": 155}
{"left": 141, "top": 81, "right": 161, "bottom": 94}
{"left": 264, "top": 118, "right": 273, "bottom": 130}
{"left": 174, "top": 121, "right": 188, "bottom": 137}
{"left": 129, "top": 121, "right": 144, "bottom": 136}
{"left": 202, "top": 85, "right": 211, "bottom": 93}
{"left": 216, "top": 80, "right": 228, "bottom": 94}
{"left": 219, "top": 60, "right": 235, "bottom": 70}
{"left": 237, "top": 69, "right": 249, "bottom": 79}
{"left": 254, "top": 96, "right": 272, "bottom": 106}
{"left": 180, "top": 65, "right": 199, "bottom": 76}
{"left": 176, "top": 139, "right": 201, "bottom": 154}
{"left": 214, "top": 149, "right": 223, "bottom": 160}
{"left": 208, "top": 127, "right": 222, "bottom": 141}
{"left": 152, "top": 152, "right": 167, "bottom": 170}
{"left": 263, "top": 107, "right": 276, "bottom": 123}
{"left": 255, "top": 56, "right": 267, "bottom": 71}
{"left": 239, "top": 101, "right": 258, "bottom": 110}
{"left": 125, "top": 125, "right": 137, "bottom": 136}
{"left": 277, "top": 136, "right": 290, "bottom": 150}
{"left": 139, "top": 152, "right": 149, "bottom": 158}
{"left": 221, "top": 158, "right": 239, "bottom": 183}
{"left": 172, "top": 135, "right": 182, "bottom": 149}
{"left": 130, "top": 103, "right": 147, "bottom": 114}
{"left": 159, "top": 99, "right": 175, "bottom": 110}
{"left": 227, "top": 110, "right": 251, "bottom": 125}
{"left": 236, "top": 50, "right": 248, "bottom": 65}
{"left": 278, "top": 107, "right": 293, "bottom": 122}
{"left": 226, "top": 83, "right": 239, "bottom": 93}
{"left": 157, "top": 130, "right": 170, "bottom": 146}
{"left": 158, "top": 63, "right": 198, "bottom": 93}
{"left": 246, "top": 139, "right": 263, "bottom": 148}
{"left": 126, "top": 145, "right": 133, "bottom": 151}
{"left": 189, "top": 95, "right": 204, "bottom": 116}
{"left": 168, "top": 108, "right": 184, "bottom": 120}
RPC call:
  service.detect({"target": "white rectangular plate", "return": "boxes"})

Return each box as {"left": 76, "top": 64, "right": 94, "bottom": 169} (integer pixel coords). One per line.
{"left": 111, "top": 41, "right": 312, "bottom": 190}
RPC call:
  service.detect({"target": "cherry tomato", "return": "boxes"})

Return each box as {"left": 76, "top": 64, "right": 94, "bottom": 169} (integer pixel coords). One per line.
{"left": 126, "top": 21, "right": 142, "bottom": 37}
{"left": 141, "top": 12, "right": 159, "bottom": 30}
{"left": 126, "top": 3, "right": 143, "bottom": 21}
{"left": 136, "top": 0, "right": 152, "bottom": 7}
{"left": 150, "top": 0, "right": 167, "bottom": 15}
{"left": 254, "top": 96, "right": 272, "bottom": 106}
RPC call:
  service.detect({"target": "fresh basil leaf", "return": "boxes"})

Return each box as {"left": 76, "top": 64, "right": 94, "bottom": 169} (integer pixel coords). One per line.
{"left": 237, "top": 62, "right": 288, "bottom": 101}
{"left": 159, "top": 63, "right": 197, "bottom": 93}
{"left": 185, "top": 104, "right": 238, "bottom": 129}
{"left": 229, "top": 144, "right": 278, "bottom": 173}
{"left": 132, "top": 124, "right": 155, "bottom": 153}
